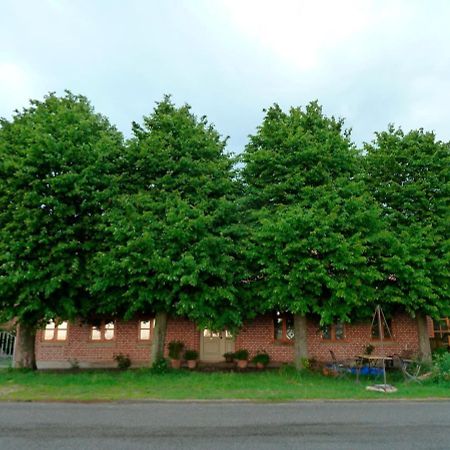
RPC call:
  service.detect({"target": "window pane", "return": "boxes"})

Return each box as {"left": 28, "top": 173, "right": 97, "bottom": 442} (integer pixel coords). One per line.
{"left": 322, "top": 325, "right": 331, "bottom": 340}
{"left": 104, "top": 322, "right": 114, "bottom": 340}
{"left": 274, "top": 317, "right": 283, "bottom": 340}
{"left": 286, "top": 315, "right": 295, "bottom": 340}
{"left": 140, "top": 321, "right": 151, "bottom": 340}
{"left": 335, "top": 323, "right": 345, "bottom": 340}
{"left": 224, "top": 330, "right": 233, "bottom": 338}
{"left": 55, "top": 321, "right": 68, "bottom": 341}
{"left": 203, "top": 329, "right": 219, "bottom": 338}
{"left": 56, "top": 329, "right": 67, "bottom": 340}
{"left": 91, "top": 326, "right": 101, "bottom": 340}
{"left": 140, "top": 329, "right": 150, "bottom": 340}
{"left": 44, "top": 320, "right": 55, "bottom": 340}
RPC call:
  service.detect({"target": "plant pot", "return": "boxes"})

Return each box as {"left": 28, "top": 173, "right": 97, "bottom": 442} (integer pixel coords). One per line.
{"left": 256, "top": 362, "right": 265, "bottom": 370}
{"left": 236, "top": 359, "right": 248, "bottom": 369}
{"left": 187, "top": 359, "right": 197, "bottom": 370}
{"left": 170, "top": 359, "right": 181, "bottom": 369}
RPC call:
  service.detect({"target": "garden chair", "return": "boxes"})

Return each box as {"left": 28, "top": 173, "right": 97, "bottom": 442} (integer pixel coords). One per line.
{"left": 392, "top": 354, "right": 423, "bottom": 383}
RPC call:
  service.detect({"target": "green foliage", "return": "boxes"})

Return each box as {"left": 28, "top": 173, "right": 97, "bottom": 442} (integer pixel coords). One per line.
{"left": 168, "top": 340, "right": 184, "bottom": 359}
{"left": 299, "top": 357, "right": 310, "bottom": 370}
{"left": 223, "top": 351, "right": 235, "bottom": 362}
{"left": 1, "top": 92, "right": 447, "bottom": 357}
{"left": 184, "top": 349, "right": 199, "bottom": 361}
{"left": 364, "top": 127, "right": 450, "bottom": 318}
{"left": 0, "top": 92, "right": 124, "bottom": 327}
{"left": 252, "top": 351, "right": 270, "bottom": 366}
{"left": 432, "top": 352, "right": 450, "bottom": 383}
{"left": 113, "top": 353, "right": 131, "bottom": 370}
{"left": 90, "top": 96, "right": 245, "bottom": 330}
{"left": 150, "top": 358, "right": 169, "bottom": 374}
{"left": 234, "top": 349, "right": 249, "bottom": 361}
{"left": 242, "top": 101, "right": 384, "bottom": 323}
{"left": 432, "top": 348, "right": 449, "bottom": 359}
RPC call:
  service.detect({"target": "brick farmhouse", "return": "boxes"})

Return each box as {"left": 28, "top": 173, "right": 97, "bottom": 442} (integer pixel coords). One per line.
{"left": 32, "top": 312, "right": 428, "bottom": 369}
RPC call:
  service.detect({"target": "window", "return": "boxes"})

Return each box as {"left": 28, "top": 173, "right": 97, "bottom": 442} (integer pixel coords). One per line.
{"left": 139, "top": 320, "right": 155, "bottom": 340}
{"left": 371, "top": 318, "right": 393, "bottom": 340}
{"left": 203, "top": 329, "right": 220, "bottom": 338}
{"left": 91, "top": 322, "right": 115, "bottom": 341}
{"left": 321, "top": 322, "right": 345, "bottom": 341}
{"left": 433, "top": 318, "right": 449, "bottom": 336}
{"left": 433, "top": 318, "right": 450, "bottom": 347}
{"left": 273, "top": 312, "right": 295, "bottom": 342}
{"left": 44, "top": 320, "right": 68, "bottom": 341}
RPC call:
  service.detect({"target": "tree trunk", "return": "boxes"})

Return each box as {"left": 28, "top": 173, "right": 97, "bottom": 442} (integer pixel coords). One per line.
{"left": 294, "top": 314, "right": 308, "bottom": 370}
{"left": 416, "top": 313, "right": 432, "bottom": 363}
{"left": 150, "top": 311, "right": 168, "bottom": 366}
{"left": 14, "top": 323, "right": 37, "bottom": 369}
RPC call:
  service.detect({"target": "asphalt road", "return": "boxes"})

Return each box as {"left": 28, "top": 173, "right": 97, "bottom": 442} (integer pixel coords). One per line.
{"left": 0, "top": 401, "right": 449, "bottom": 449}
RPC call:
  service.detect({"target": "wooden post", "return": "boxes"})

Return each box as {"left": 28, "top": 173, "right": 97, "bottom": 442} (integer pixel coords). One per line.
{"left": 376, "top": 305, "right": 387, "bottom": 387}
{"left": 294, "top": 314, "right": 308, "bottom": 370}
{"left": 150, "top": 311, "right": 168, "bottom": 366}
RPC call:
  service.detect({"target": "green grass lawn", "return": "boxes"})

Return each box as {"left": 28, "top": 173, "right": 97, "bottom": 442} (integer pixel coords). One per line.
{"left": 0, "top": 367, "right": 448, "bottom": 402}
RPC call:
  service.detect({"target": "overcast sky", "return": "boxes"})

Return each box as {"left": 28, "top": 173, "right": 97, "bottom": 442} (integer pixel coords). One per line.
{"left": 1, "top": 0, "right": 450, "bottom": 153}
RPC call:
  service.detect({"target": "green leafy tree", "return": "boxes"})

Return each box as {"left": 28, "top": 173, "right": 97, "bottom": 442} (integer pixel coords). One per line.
{"left": 90, "top": 97, "right": 244, "bottom": 363}
{"left": 0, "top": 92, "right": 124, "bottom": 368}
{"left": 364, "top": 127, "right": 450, "bottom": 360}
{"left": 242, "top": 102, "right": 385, "bottom": 368}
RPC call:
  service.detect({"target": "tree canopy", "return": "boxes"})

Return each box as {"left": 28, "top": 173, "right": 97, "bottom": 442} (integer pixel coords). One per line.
{"left": 90, "top": 97, "right": 245, "bottom": 331}
{"left": 241, "top": 102, "right": 387, "bottom": 324}
{"left": 1, "top": 92, "right": 448, "bottom": 367}
{"left": 364, "top": 127, "right": 450, "bottom": 318}
{"left": 0, "top": 92, "right": 124, "bottom": 366}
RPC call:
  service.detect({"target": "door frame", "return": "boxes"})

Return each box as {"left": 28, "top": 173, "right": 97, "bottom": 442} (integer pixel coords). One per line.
{"left": 199, "top": 329, "right": 235, "bottom": 362}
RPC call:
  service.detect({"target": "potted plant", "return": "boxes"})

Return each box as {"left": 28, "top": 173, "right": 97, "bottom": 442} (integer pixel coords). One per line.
{"left": 184, "top": 349, "right": 199, "bottom": 369}
{"left": 252, "top": 351, "right": 270, "bottom": 369}
{"left": 113, "top": 353, "right": 131, "bottom": 370}
{"left": 168, "top": 340, "right": 184, "bottom": 369}
{"left": 234, "top": 349, "right": 249, "bottom": 369}
{"left": 223, "top": 351, "right": 235, "bottom": 363}
{"left": 364, "top": 344, "right": 375, "bottom": 355}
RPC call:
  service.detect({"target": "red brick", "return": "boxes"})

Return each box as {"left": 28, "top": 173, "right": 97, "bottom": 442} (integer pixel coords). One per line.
{"left": 35, "top": 313, "right": 421, "bottom": 368}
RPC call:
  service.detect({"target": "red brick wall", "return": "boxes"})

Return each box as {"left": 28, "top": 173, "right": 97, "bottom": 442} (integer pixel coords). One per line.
{"left": 306, "top": 313, "right": 420, "bottom": 362}
{"left": 165, "top": 316, "right": 200, "bottom": 356}
{"left": 235, "top": 313, "right": 419, "bottom": 363}
{"left": 235, "top": 315, "right": 295, "bottom": 362}
{"left": 35, "top": 313, "right": 420, "bottom": 368}
{"left": 35, "top": 317, "right": 201, "bottom": 369}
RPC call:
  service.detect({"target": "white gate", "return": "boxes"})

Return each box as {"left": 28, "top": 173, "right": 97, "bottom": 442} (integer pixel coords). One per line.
{"left": 0, "top": 331, "right": 15, "bottom": 366}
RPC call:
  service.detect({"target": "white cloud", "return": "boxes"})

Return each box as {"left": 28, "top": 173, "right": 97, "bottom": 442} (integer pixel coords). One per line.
{"left": 1, "top": 0, "right": 450, "bottom": 144}
{"left": 0, "top": 62, "right": 38, "bottom": 117}
{"left": 217, "top": 0, "right": 376, "bottom": 71}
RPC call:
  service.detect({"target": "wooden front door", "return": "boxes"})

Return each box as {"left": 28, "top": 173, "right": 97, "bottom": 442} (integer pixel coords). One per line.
{"left": 200, "top": 329, "right": 234, "bottom": 362}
